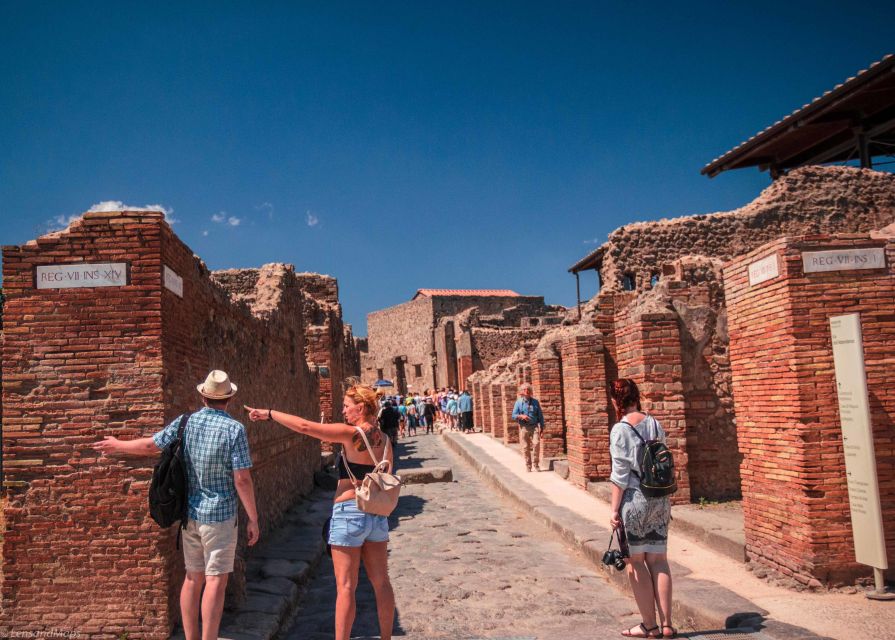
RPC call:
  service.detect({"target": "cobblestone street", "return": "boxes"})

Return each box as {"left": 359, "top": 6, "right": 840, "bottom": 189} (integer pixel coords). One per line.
{"left": 282, "top": 433, "right": 638, "bottom": 640}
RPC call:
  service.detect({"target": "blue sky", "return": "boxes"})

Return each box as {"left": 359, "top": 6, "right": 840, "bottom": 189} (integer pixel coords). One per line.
{"left": 1, "top": 2, "right": 893, "bottom": 334}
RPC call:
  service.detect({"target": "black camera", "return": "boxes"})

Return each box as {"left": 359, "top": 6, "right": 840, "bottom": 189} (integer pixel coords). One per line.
{"left": 602, "top": 525, "right": 629, "bottom": 571}
{"left": 602, "top": 548, "right": 627, "bottom": 571}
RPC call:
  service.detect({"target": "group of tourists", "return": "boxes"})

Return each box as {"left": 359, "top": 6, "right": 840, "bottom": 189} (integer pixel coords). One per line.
{"left": 91, "top": 370, "right": 674, "bottom": 640}
{"left": 376, "top": 387, "right": 475, "bottom": 439}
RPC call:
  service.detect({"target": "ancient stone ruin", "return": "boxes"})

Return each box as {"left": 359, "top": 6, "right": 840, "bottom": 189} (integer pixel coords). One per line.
{"left": 362, "top": 289, "right": 565, "bottom": 393}
{"left": 469, "top": 165, "right": 895, "bottom": 586}
{"left": 0, "top": 210, "right": 359, "bottom": 637}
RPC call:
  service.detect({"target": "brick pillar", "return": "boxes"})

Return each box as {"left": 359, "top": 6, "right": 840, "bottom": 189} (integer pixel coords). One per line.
{"left": 490, "top": 383, "right": 504, "bottom": 439}
{"left": 472, "top": 381, "right": 482, "bottom": 430}
{"left": 725, "top": 235, "right": 895, "bottom": 585}
{"left": 561, "top": 328, "right": 610, "bottom": 488}
{"left": 1, "top": 211, "right": 170, "bottom": 637}
{"left": 480, "top": 381, "right": 492, "bottom": 434}
{"left": 457, "top": 355, "right": 473, "bottom": 390}
{"left": 616, "top": 310, "right": 690, "bottom": 504}
{"left": 530, "top": 347, "right": 565, "bottom": 461}
{"left": 502, "top": 383, "right": 519, "bottom": 444}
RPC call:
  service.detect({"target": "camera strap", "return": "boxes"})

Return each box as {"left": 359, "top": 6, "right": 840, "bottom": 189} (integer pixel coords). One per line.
{"left": 607, "top": 527, "right": 621, "bottom": 552}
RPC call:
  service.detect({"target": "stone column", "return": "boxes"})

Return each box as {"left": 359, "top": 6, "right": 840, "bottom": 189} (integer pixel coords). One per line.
{"left": 561, "top": 327, "right": 610, "bottom": 488}
{"left": 502, "top": 383, "right": 520, "bottom": 444}
{"left": 615, "top": 309, "right": 690, "bottom": 504}
{"left": 530, "top": 346, "right": 565, "bottom": 462}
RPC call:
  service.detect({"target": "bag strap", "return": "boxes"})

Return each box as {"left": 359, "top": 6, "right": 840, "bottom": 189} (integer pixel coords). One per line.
{"left": 343, "top": 427, "right": 393, "bottom": 485}
{"left": 176, "top": 412, "right": 192, "bottom": 533}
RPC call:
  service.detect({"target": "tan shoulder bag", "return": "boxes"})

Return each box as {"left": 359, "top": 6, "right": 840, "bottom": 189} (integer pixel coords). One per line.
{"left": 342, "top": 427, "right": 402, "bottom": 516}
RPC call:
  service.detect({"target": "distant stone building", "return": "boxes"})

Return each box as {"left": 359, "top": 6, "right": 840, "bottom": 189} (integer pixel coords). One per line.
{"left": 362, "top": 289, "right": 565, "bottom": 393}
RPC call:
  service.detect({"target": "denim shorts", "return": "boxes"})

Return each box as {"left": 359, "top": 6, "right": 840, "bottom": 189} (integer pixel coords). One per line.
{"left": 328, "top": 500, "right": 390, "bottom": 547}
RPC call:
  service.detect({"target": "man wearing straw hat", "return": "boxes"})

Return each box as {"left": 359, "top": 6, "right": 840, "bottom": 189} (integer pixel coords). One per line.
{"left": 91, "top": 369, "right": 258, "bottom": 640}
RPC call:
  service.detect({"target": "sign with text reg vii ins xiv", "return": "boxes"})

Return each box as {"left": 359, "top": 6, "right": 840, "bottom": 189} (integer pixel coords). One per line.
{"left": 829, "top": 313, "right": 887, "bottom": 571}
{"left": 35, "top": 263, "right": 128, "bottom": 289}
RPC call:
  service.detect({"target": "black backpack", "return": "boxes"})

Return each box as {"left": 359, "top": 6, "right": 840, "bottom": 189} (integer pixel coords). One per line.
{"left": 149, "top": 413, "right": 192, "bottom": 536}
{"left": 623, "top": 418, "right": 677, "bottom": 498}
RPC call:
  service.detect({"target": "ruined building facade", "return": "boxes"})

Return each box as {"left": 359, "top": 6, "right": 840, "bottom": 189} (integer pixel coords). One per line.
{"left": 0, "top": 210, "right": 359, "bottom": 637}
{"left": 362, "top": 289, "right": 565, "bottom": 393}
{"left": 470, "top": 165, "right": 895, "bottom": 586}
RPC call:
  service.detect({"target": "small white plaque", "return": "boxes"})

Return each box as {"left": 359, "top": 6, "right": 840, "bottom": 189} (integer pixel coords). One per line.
{"left": 748, "top": 254, "right": 779, "bottom": 286}
{"left": 803, "top": 248, "right": 886, "bottom": 273}
{"left": 164, "top": 265, "right": 183, "bottom": 297}
{"left": 36, "top": 263, "right": 128, "bottom": 289}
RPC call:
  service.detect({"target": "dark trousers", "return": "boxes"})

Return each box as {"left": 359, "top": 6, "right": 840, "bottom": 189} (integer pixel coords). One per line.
{"left": 460, "top": 411, "right": 473, "bottom": 431}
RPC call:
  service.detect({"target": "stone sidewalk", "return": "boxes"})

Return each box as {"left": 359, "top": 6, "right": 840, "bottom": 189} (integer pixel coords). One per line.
{"left": 444, "top": 432, "right": 895, "bottom": 640}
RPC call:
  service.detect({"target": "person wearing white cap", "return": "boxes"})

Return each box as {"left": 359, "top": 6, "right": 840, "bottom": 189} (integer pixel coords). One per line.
{"left": 91, "top": 369, "right": 258, "bottom": 640}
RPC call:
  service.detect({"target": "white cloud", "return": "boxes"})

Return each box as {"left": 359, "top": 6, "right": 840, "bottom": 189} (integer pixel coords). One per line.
{"left": 582, "top": 237, "right": 601, "bottom": 244}
{"left": 202, "top": 230, "right": 209, "bottom": 237}
{"left": 211, "top": 212, "right": 241, "bottom": 227}
{"left": 255, "top": 202, "right": 274, "bottom": 219}
{"left": 46, "top": 213, "right": 83, "bottom": 232}
{"left": 306, "top": 210, "right": 319, "bottom": 227}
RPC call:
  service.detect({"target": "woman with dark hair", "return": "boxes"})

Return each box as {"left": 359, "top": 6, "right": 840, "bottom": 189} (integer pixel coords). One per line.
{"left": 245, "top": 384, "right": 395, "bottom": 640}
{"left": 608, "top": 379, "right": 675, "bottom": 639}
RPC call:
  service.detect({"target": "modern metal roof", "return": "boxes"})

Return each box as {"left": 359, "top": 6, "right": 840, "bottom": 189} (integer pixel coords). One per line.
{"left": 702, "top": 54, "right": 895, "bottom": 178}
{"left": 412, "top": 288, "right": 521, "bottom": 300}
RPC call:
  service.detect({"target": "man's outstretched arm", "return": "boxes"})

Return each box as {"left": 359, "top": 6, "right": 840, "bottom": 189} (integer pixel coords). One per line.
{"left": 90, "top": 436, "right": 160, "bottom": 457}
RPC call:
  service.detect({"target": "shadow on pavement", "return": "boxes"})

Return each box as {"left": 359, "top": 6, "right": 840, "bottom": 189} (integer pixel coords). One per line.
{"left": 393, "top": 437, "right": 440, "bottom": 470}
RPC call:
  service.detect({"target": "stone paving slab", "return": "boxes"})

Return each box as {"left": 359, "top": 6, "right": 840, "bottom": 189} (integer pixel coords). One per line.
{"left": 443, "top": 432, "right": 831, "bottom": 640}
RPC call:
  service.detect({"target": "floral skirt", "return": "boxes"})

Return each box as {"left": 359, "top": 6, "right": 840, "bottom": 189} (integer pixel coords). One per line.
{"left": 620, "top": 487, "right": 671, "bottom": 555}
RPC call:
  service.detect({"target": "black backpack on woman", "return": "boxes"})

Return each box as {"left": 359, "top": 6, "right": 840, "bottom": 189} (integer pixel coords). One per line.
{"left": 622, "top": 419, "right": 678, "bottom": 498}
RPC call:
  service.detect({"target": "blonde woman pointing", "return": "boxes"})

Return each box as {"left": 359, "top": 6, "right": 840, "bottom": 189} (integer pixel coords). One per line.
{"left": 245, "top": 384, "right": 395, "bottom": 640}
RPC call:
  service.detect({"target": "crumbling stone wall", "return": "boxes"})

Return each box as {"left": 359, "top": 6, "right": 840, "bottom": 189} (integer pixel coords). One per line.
{"left": 1, "top": 210, "right": 348, "bottom": 637}
{"left": 363, "top": 293, "right": 560, "bottom": 393}
{"left": 595, "top": 166, "right": 895, "bottom": 293}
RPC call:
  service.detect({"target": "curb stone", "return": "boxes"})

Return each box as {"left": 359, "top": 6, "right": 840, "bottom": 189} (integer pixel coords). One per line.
{"left": 442, "top": 432, "right": 831, "bottom": 640}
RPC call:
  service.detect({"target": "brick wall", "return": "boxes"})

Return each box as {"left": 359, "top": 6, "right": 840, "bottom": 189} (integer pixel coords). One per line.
{"left": 725, "top": 234, "right": 895, "bottom": 585}
{"left": 1, "top": 211, "right": 341, "bottom": 637}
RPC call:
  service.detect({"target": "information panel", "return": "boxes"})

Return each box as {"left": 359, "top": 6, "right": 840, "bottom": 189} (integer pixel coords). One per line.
{"left": 829, "top": 313, "right": 888, "bottom": 569}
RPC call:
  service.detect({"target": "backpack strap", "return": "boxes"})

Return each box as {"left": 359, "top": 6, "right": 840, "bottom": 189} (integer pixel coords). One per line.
{"left": 349, "top": 426, "right": 393, "bottom": 475}
{"left": 620, "top": 419, "right": 646, "bottom": 481}
{"left": 176, "top": 412, "right": 192, "bottom": 538}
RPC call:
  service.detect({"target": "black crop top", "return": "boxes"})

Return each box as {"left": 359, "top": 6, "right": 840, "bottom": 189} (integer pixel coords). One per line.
{"left": 338, "top": 457, "right": 376, "bottom": 481}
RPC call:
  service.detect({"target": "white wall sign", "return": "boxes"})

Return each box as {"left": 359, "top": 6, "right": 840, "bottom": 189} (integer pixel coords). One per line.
{"left": 829, "top": 313, "right": 888, "bottom": 570}
{"left": 803, "top": 248, "right": 885, "bottom": 273}
{"left": 36, "top": 263, "right": 128, "bottom": 289}
{"left": 748, "top": 254, "right": 779, "bottom": 286}
{"left": 163, "top": 265, "right": 183, "bottom": 298}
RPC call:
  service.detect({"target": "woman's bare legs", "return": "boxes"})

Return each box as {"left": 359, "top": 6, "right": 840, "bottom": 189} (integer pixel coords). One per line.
{"left": 331, "top": 545, "right": 363, "bottom": 640}
{"left": 624, "top": 552, "right": 659, "bottom": 636}
{"left": 362, "top": 540, "right": 395, "bottom": 640}
{"left": 645, "top": 552, "right": 673, "bottom": 632}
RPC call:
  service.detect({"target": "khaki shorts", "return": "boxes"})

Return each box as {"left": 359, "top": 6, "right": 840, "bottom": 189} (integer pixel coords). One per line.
{"left": 182, "top": 516, "right": 238, "bottom": 576}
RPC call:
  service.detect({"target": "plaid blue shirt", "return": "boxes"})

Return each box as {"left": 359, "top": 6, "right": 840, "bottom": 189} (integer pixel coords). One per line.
{"left": 153, "top": 407, "right": 253, "bottom": 523}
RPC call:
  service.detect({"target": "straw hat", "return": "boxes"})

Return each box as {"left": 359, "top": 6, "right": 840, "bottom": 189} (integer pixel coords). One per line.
{"left": 197, "top": 370, "right": 238, "bottom": 399}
